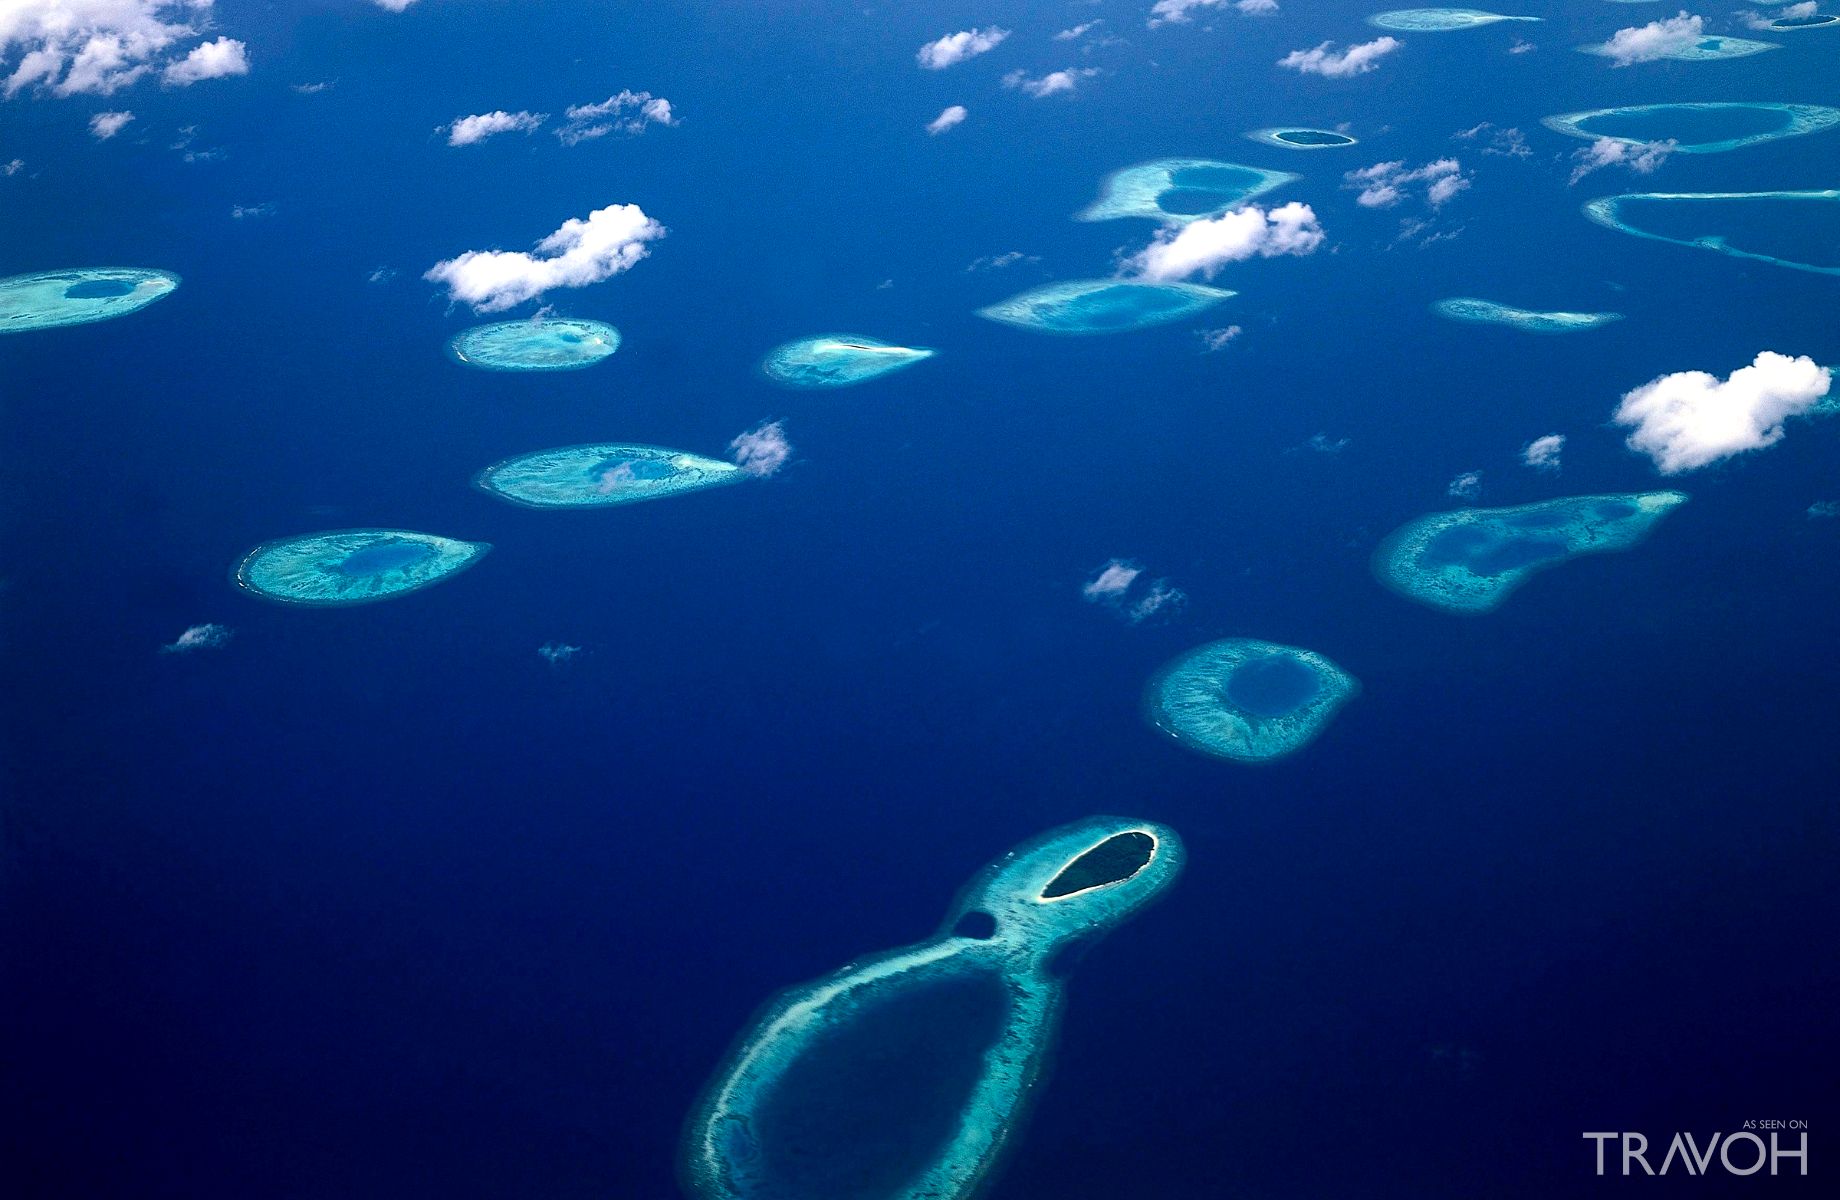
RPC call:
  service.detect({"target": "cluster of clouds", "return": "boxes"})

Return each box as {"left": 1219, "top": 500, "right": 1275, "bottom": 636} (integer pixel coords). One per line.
{"left": 730, "top": 421, "right": 793, "bottom": 477}
{"left": 444, "top": 92, "right": 677, "bottom": 147}
{"left": 1741, "top": 1, "right": 1815, "bottom": 28}
{"left": 1344, "top": 159, "right": 1470, "bottom": 209}
{"left": 1002, "top": 67, "right": 1096, "bottom": 98}
{"left": 1279, "top": 37, "right": 1399, "bottom": 78}
{"left": 1454, "top": 122, "right": 1530, "bottom": 159}
{"left": 1128, "top": 201, "right": 1324, "bottom": 281}
{"left": 2, "top": 2, "right": 248, "bottom": 97}
{"left": 1081, "top": 560, "right": 1185, "bottom": 624}
{"left": 1569, "top": 136, "right": 1675, "bottom": 185}
{"left": 1521, "top": 434, "right": 1565, "bottom": 472}
{"left": 1447, "top": 471, "right": 1483, "bottom": 499}
{"left": 1149, "top": 0, "right": 1279, "bottom": 29}
{"left": 425, "top": 202, "right": 665, "bottom": 311}
{"left": 1614, "top": 352, "right": 1832, "bottom": 474}
{"left": 1600, "top": 12, "right": 1703, "bottom": 66}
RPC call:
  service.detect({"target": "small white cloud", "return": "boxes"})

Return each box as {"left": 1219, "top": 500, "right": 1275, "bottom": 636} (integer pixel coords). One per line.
{"left": 1600, "top": 12, "right": 1703, "bottom": 66}
{"left": 445, "top": 109, "right": 546, "bottom": 147}
{"left": 1344, "top": 159, "right": 1470, "bottom": 210}
{"left": 373, "top": 0, "right": 418, "bottom": 10}
{"left": 1304, "top": 432, "right": 1350, "bottom": 454}
{"left": 162, "top": 37, "right": 248, "bottom": 87}
{"left": 1614, "top": 352, "right": 1832, "bottom": 474}
{"left": 161, "top": 623, "right": 232, "bottom": 654}
{"left": 2, "top": 158, "right": 23, "bottom": 176}
{"left": 1199, "top": 325, "right": 1243, "bottom": 352}
{"left": 557, "top": 91, "right": 677, "bottom": 144}
{"left": 1741, "top": 2, "right": 1815, "bottom": 27}
{"left": 966, "top": 250, "right": 1037, "bottom": 271}
{"left": 1081, "top": 559, "right": 1185, "bottom": 623}
{"left": 1082, "top": 560, "right": 1142, "bottom": 601}
{"left": 1128, "top": 580, "right": 1186, "bottom": 623}
{"left": 538, "top": 641, "right": 582, "bottom": 665}
{"left": 926, "top": 104, "right": 967, "bottom": 135}
{"left": 1509, "top": 38, "right": 1537, "bottom": 54}
{"left": 291, "top": 81, "right": 332, "bottom": 94}
{"left": 1454, "top": 122, "right": 1530, "bottom": 158}
{"left": 89, "top": 110, "right": 134, "bottom": 139}
{"left": 917, "top": 27, "right": 1009, "bottom": 70}
{"left": 1279, "top": 37, "right": 1400, "bottom": 78}
{"left": 1150, "top": 0, "right": 1277, "bottom": 26}
{"left": 230, "top": 202, "right": 274, "bottom": 219}
{"left": 1127, "top": 201, "right": 1325, "bottom": 281}
{"left": 1447, "top": 471, "right": 1483, "bottom": 499}
{"left": 731, "top": 421, "right": 792, "bottom": 477}
{"left": 425, "top": 202, "right": 666, "bottom": 312}
{"left": 1521, "top": 433, "right": 1565, "bottom": 471}
{"left": 1238, "top": 0, "right": 1281, "bottom": 12}
{"left": 1056, "top": 21, "right": 1102, "bottom": 40}
{"left": 367, "top": 266, "right": 397, "bottom": 285}
{"left": 1002, "top": 67, "right": 1098, "bottom": 98}
{"left": 1807, "top": 500, "right": 1840, "bottom": 520}
{"left": 1568, "top": 136, "right": 1675, "bottom": 185}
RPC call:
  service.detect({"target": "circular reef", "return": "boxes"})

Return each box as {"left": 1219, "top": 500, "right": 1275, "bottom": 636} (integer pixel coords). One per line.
{"left": 1246, "top": 127, "right": 1359, "bottom": 151}
{"left": 1542, "top": 103, "right": 1840, "bottom": 156}
{"left": 761, "top": 334, "right": 934, "bottom": 387}
{"left": 475, "top": 442, "right": 745, "bottom": 508}
{"left": 234, "top": 529, "right": 490, "bottom": 607}
{"left": 447, "top": 318, "right": 621, "bottom": 371}
{"left": 1369, "top": 9, "right": 1542, "bottom": 32}
{"left": 1582, "top": 190, "right": 1840, "bottom": 277}
{"left": 1145, "top": 638, "right": 1360, "bottom": 763}
{"left": 1077, "top": 158, "right": 1298, "bottom": 224}
{"left": 0, "top": 268, "right": 180, "bottom": 333}
{"left": 976, "top": 280, "right": 1234, "bottom": 335}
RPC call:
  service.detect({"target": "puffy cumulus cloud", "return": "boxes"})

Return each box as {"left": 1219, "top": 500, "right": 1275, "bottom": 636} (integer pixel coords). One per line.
{"left": 1082, "top": 560, "right": 1142, "bottom": 601}
{"left": 372, "top": 0, "right": 418, "bottom": 10}
{"left": 1056, "top": 21, "right": 1101, "bottom": 40}
{"left": 1127, "top": 201, "right": 1325, "bottom": 281}
{"left": 425, "top": 203, "right": 665, "bottom": 312}
{"left": 917, "top": 26, "right": 1008, "bottom": 70}
{"left": 1344, "top": 158, "right": 1470, "bottom": 209}
{"left": 1150, "top": 0, "right": 1278, "bottom": 26}
{"left": 1521, "top": 433, "right": 1565, "bottom": 471}
{"left": 1278, "top": 37, "right": 1400, "bottom": 77}
{"left": 444, "top": 109, "right": 546, "bottom": 147}
{"left": 1447, "top": 471, "right": 1482, "bottom": 499}
{"left": 1568, "top": 136, "right": 1674, "bottom": 185}
{"left": 88, "top": 109, "right": 133, "bottom": 138}
{"left": 926, "top": 104, "right": 967, "bottom": 135}
{"left": 1614, "top": 352, "right": 1832, "bottom": 473}
{"left": 1002, "top": 67, "right": 1098, "bottom": 98}
{"left": 161, "top": 35, "right": 246, "bottom": 86}
{"left": 731, "top": 421, "right": 792, "bottom": 477}
{"left": 1601, "top": 12, "right": 1703, "bottom": 66}
{"left": 558, "top": 90, "right": 677, "bottom": 144}
{"left": 2, "top": 1, "right": 231, "bottom": 97}
{"left": 161, "top": 623, "right": 231, "bottom": 654}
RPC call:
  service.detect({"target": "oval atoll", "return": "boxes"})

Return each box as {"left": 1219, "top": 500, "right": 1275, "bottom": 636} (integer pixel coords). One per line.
{"left": 1434, "top": 298, "right": 1624, "bottom": 333}
{"left": 0, "top": 268, "right": 180, "bottom": 333}
{"left": 234, "top": 529, "right": 490, "bottom": 607}
{"left": 475, "top": 442, "right": 745, "bottom": 508}
{"left": 1373, "top": 492, "right": 1688, "bottom": 614}
{"left": 1369, "top": 8, "right": 1541, "bottom": 31}
{"left": 761, "top": 334, "right": 935, "bottom": 388}
{"left": 1542, "top": 103, "right": 1840, "bottom": 155}
{"left": 1246, "top": 127, "right": 1359, "bottom": 150}
{"left": 447, "top": 318, "right": 621, "bottom": 371}
{"left": 977, "top": 280, "right": 1234, "bottom": 336}
{"left": 1583, "top": 190, "right": 1840, "bottom": 277}
{"left": 1145, "top": 638, "right": 1359, "bottom": 763}
{"left": 1077, "top": 159, "right": 1298, "bottom": 224}
{"left": 1581, "top": 33, "right": 1777, "bottom": 60}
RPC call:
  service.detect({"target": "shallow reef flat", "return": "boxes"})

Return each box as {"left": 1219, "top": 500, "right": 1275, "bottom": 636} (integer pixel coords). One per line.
{"left": 1077, "top": 158, "right": 1298, "bottom": 224}
{"left": 1245, "top": 127, "right": 1359, "bottom": 150}
{"left": 0, "top": 268, "right": 179, "bottom": 333}
{"left": 977, "top": 280, "right": 1234, "bottom": 335}
{"left": 761, "top": 334, "right": 934, "bottom": 387}
{"left": 1581, "top": 34, "right": 1778, "bottom": 60}
{"left": 1373, "top": 492, "right": 1688, "bottom": 614}
{"left": 1433, "top": 298, "right": 1623, "bottom": 333}
{"left": 682, "top": 816, "right": 1184, "bottom": 1200}
{"left": 475, "top": 442, "right": 744, "bottom": 508}
{"left": 234, "top": 529, "right": 489, "bottom": 607}
{"left": 1583, "top": 190, "right": 1840, "bottom": 276}
{"left": 1145, "top": 638, "right": 1359, "bottom": 763}
{"left": 447, "top": 318, "right": 621, "bottom": 371}
{"left": 1369, "top": 8, "right": 1541, "bottom": 31}
{"left": 1542, "top": 103, "right": 1840, "bottom": 155}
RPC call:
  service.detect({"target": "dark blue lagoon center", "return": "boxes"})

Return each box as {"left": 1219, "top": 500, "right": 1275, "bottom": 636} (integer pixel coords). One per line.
{"left": 1224, "top": 654, "right": 1322, "bottom": 719}
{"left": 1419, "top": 524, "right": 1569, "bottom": 575}
{"left": 1588, "top": 192, "right": 1840, "bottom": 275}
{"left": 1160, "top": 166, "right": 1276, "bottom": 215}
{"left": 1543, "top": 103, "right": 1840, "bottom": 154}
{"left": 336, "top": 539, "right": 436, "bottom": 577}
{"left": 64, "top": 278, "right": 136, "bottom": 299}
{"left": 592, "top": 455, "right": 675, "bottom": 482}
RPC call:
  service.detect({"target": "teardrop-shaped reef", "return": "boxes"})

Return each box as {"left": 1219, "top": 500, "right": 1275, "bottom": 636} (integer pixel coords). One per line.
{"left": 761, "top": 334, "right": 934, "bottom": 387}
{"left": 234, "top": 529, "right": 490, "bottom": 607}
{"left": 474, "top": 443, "right": 745, "bottom": 508}
{"left": 0, "top": 268, "right": 180, "bottom": 333}
{"left": 977, "top": 280, "right": 1234, "bottom": 335}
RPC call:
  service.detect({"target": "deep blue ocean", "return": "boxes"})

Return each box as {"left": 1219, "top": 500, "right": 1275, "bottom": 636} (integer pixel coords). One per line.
{"left": 3, "top": 2, "right": 1836, "bottom": 1196}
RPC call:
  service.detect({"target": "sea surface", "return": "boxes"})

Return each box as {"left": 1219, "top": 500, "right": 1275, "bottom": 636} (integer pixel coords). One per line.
{"left": 3, "top": 2, "right": 1836, "bottom": 1196}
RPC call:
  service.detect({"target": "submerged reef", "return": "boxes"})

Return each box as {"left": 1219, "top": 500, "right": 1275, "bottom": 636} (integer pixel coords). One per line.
{"left": 447, "top": 318, "right": 621, "bottom": 371}
{"left": 1583, "top": 190, "right": 1840, "bottom": 276}
{"left": 977, "top": 280, "right": 1234, "bottom": 335}
{"left": 475, "top": 442, "right": 744, "bottom": 508}
{"left": 681, "top": 816, "right": 1184, "bottom": 1200}
{"left": 0, "top": 268, "right": 179, "bottom": 333}
{"left": 1145, "top": 638, "right": 1359, "bottom": 763}
{"left": 1542, "top": 103, "right": 1840, "bottom": 155}
{"left": 1077, "top": 159, "right": 1298, "bottom": 224}
{"left": 1373, "top": 492, "right": 1688, "bottom": 614}
{"left": 1246, "top": 127, "right": 1359, "bottom": 150}
{"left": 761, "top": 334, "right": 934, "bottom": 388}
{"left": 1581, "top": 34, "right": 1778, "bottom": 60}
{"left": 1369, "top": 8, "right": 1541, "bottom": 31}
{"left": 1433, "top": 298, "right": 1623, "bottom": 333}
{"left": 234, "top": 529, "right": 489, "bottom": 606}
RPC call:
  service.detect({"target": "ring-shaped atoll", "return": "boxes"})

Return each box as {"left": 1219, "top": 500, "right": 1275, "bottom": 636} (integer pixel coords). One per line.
{"left": 761, "top": 334, "right": 935, "bottom": 388}
{"left": 447, "top": 318, "right": 621, "bottom": 371}
{"left": 1373, "top": 492, "right": 1688, "bottom": 614}
{"left": 1763, "top": 12, "right": 1840, "bottom": 28}
{"left": 475, "top": 442, "right": 745, "bottom": 508}
{"left": 234, "top": 529, "right": 490, "bottom": 607}
{"left": 1583, "top": 190, "right": 1840, "bottom": 276}
{"left": 1433, "top": 298, "right": 1624, "bottom": 333}
{"left": 1245, "top": 127, "right": 1360, "bottom": 150}
{"left": 681, "top": 815, "right": 1184, "bottom": 1200}
{"left": 1145, "top": 638, "right": 1360, "bottom": 763}
{"left": 1542, "top": 103, "right": 1840, "bottom": 155}
{"left": 977, "top": 280, "right": 1234, "bottom": 336}
{"left": 1581, "top": 33, "right": 1778, "bottom": 60}
{"left": 0, "top": 268, "right": 180, "bottom": 333}
{"left": 1369, "top": 8, "right": 1541, "bottom": 31}
{"left": 1076, "top": 159, "right": 1298, "bottom": 224}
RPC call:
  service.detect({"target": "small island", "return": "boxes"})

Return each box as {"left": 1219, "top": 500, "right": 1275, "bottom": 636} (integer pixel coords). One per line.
{"left": 761, "top": 334, "right": 935, "bottom": 387}
{"left": 1369, "top": 9, "right": 1541, "bottom": 32}
{"left": 1144, "top": 638, "right": 1360, "bottom": 763}
{"left": 1434, "top": 298, "right": 1624, "bottom": 333}
{"left": 474, "top": 442, "right": 745, "bottom": 508}
{"left": 1077, "top": 159, "right": 1298, "bottom": 224}
{"left": 977, "top": 280, "right": 1234, "bottom": 335}
{"left": 446, "top": 317, "right": 621, "bottom": 371}
{"left": 0, "top": 268, "right": 180, "bottom": 333}
{"left": 233, "top": 529, "right": 490, "bottom": 606}
{"left": 1246, "top": 127, "right": 1360, "bottom": 151}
